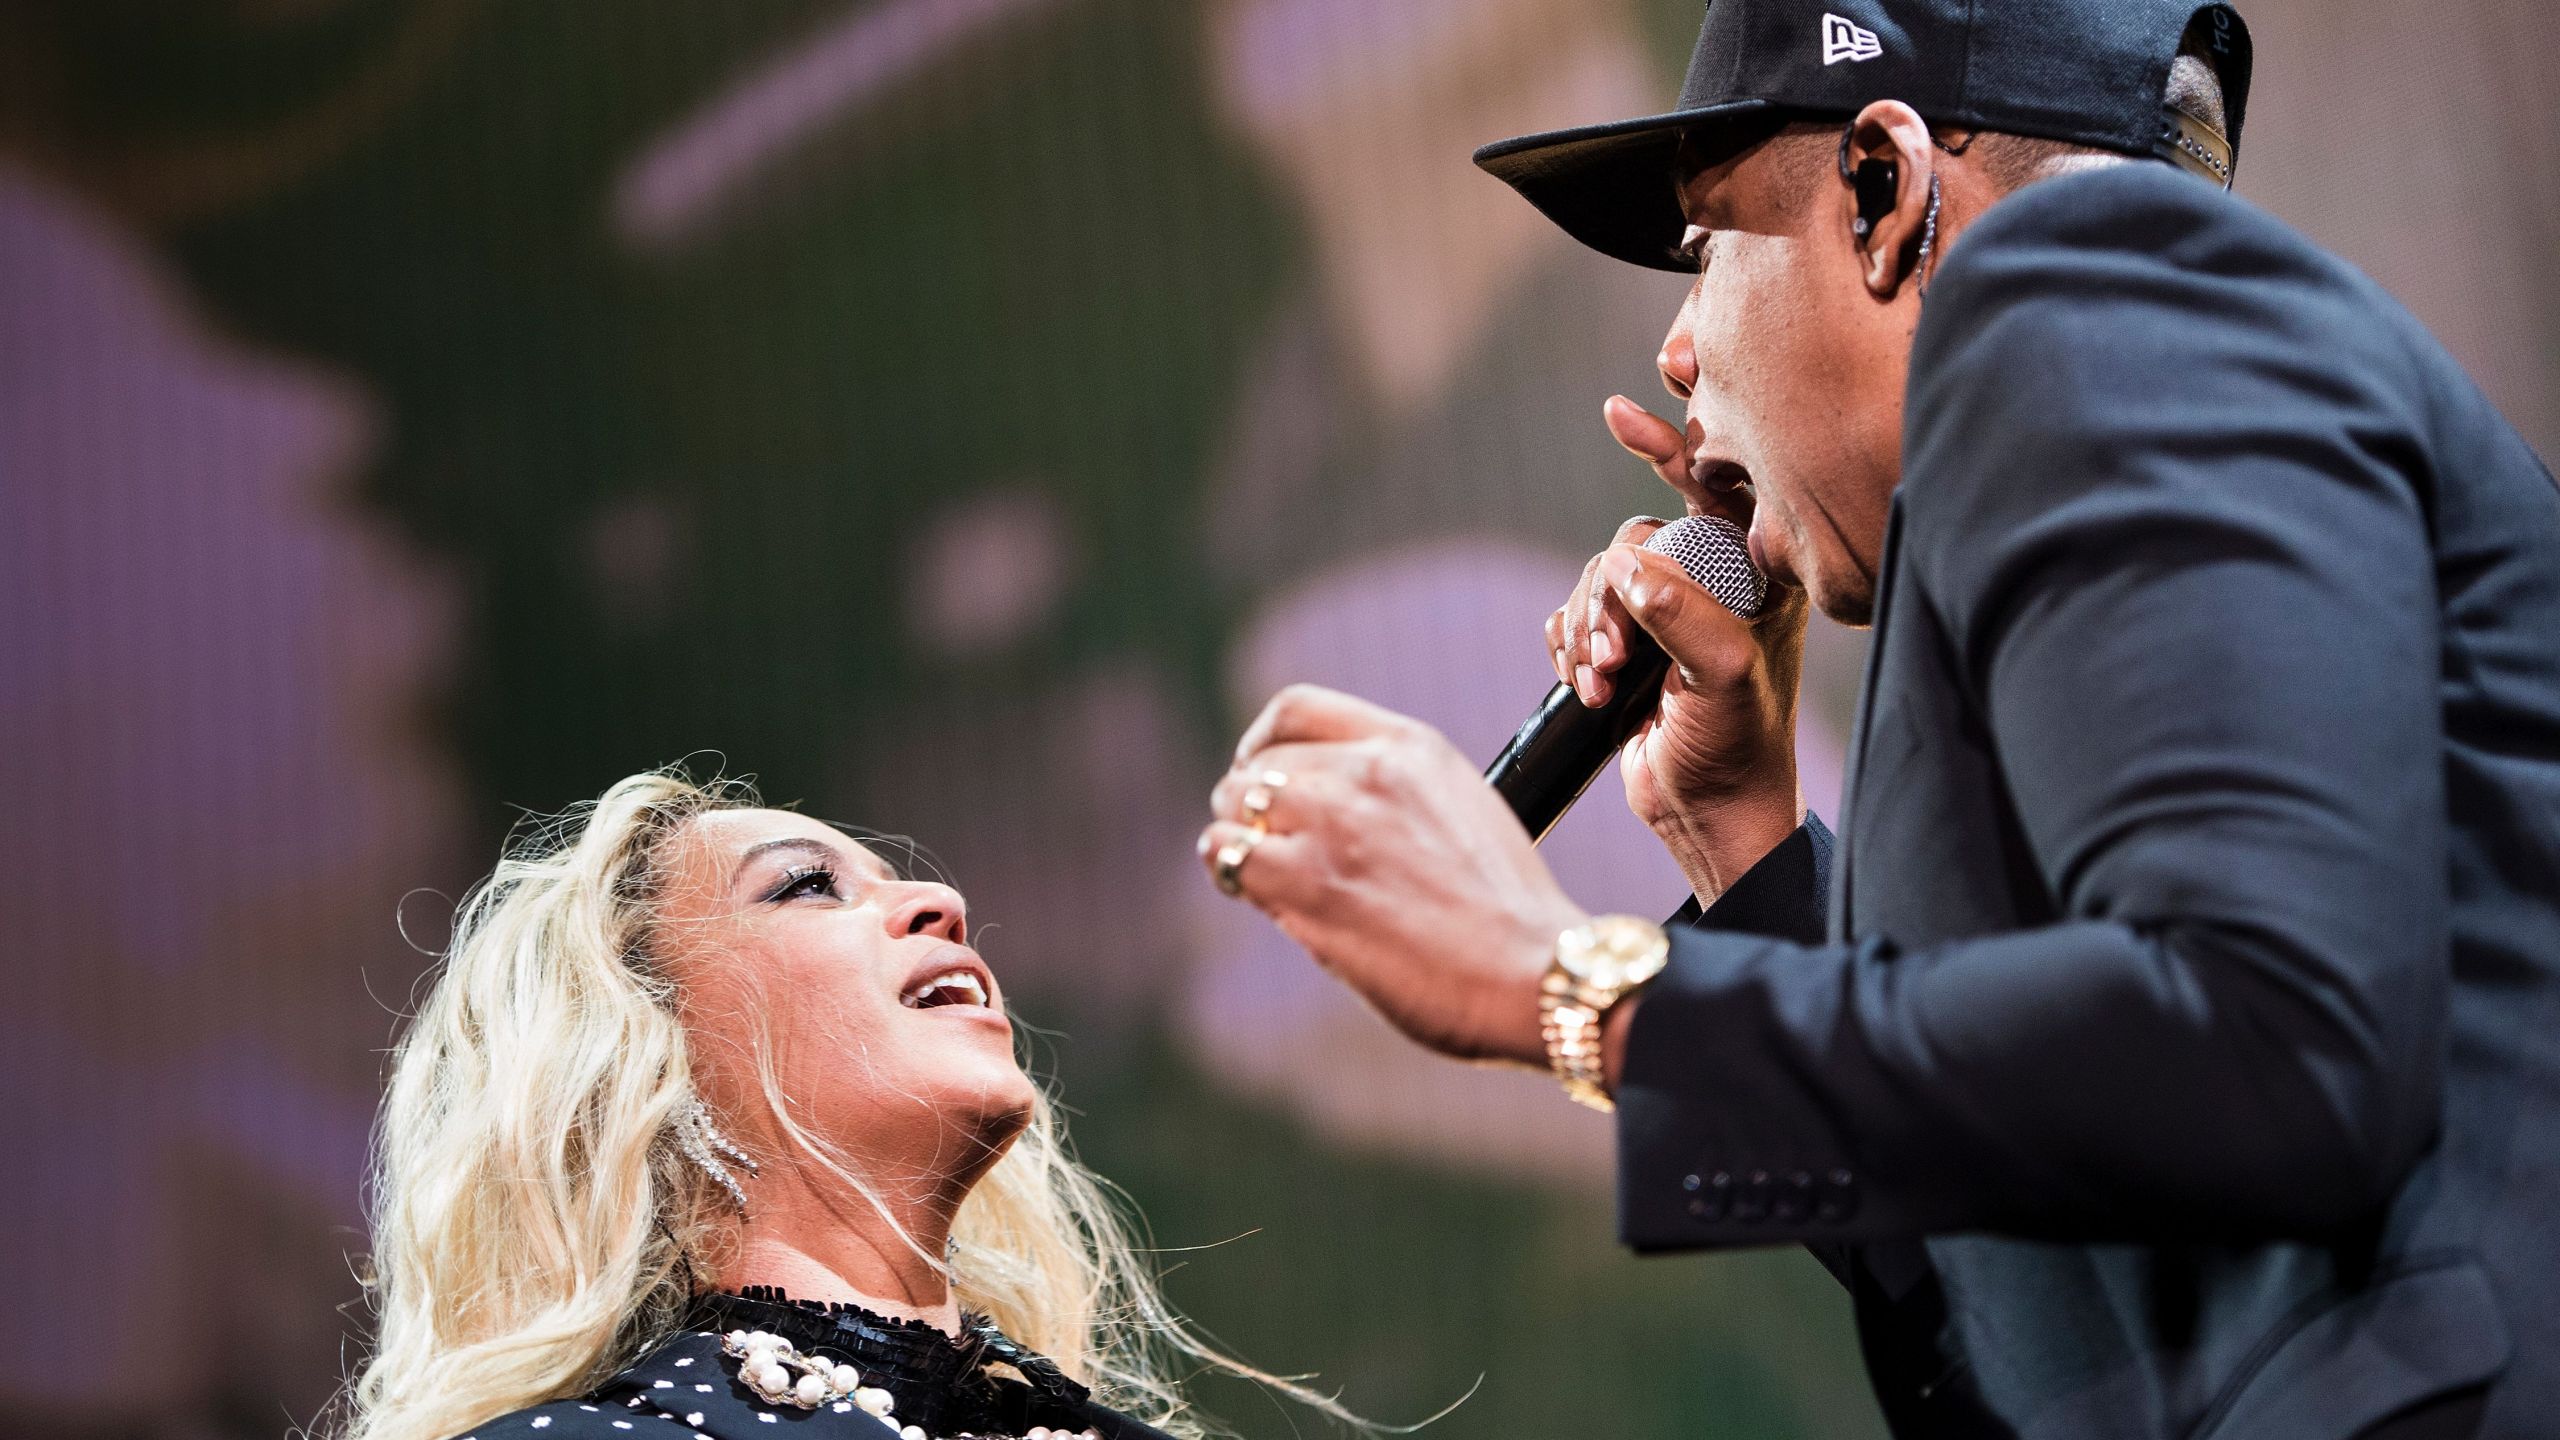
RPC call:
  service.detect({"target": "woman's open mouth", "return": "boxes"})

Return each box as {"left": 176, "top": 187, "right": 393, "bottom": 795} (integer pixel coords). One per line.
{"left": 900, "top": 969, "right": 991, "bottom": 1009}
{"left": 897, "top": 942, "right": 1000, "bottom": 1014}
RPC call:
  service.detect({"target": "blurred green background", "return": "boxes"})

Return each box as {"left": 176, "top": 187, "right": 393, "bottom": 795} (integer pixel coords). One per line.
{"left": 3, "top": 1, "right": 2550, "bottom": 1437}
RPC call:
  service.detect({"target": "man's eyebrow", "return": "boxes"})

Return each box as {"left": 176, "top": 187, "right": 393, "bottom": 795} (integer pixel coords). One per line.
{"left": 729, "top": 836, "right": 892, "bottom": 890}
{"left": 1669, "top": 170, "right": 1720, "bottom": 231}
{"left": 1681, "top": 176, "right": 1729, "bottom": 228}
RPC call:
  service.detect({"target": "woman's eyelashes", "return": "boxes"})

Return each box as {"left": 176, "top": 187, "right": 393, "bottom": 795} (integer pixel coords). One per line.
{"left": 767, "top": 863, "right": 840, "bottom": 902}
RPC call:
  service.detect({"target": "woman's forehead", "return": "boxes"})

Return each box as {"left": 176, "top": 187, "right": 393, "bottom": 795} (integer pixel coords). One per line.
{"left": 679, "top": 807, "right": 896, "bottom": 880}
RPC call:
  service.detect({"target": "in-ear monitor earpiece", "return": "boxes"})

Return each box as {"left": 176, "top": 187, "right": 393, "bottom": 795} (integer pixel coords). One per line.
{"left": 1852, "top": 158, "right": 1899, "bottom": 243}
{"left": 1835, "top": 122, "right": 1901, "bottom": 246}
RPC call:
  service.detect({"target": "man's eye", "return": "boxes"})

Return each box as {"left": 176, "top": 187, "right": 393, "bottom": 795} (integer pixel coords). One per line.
{"left": 1677, "top": 225, "right": 1712, "bottom": 270}
{"left": 770, "top": 865, "right": 838, "bottom": 901}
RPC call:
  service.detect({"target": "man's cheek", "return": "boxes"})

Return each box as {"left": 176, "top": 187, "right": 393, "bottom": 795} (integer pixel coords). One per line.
{"left": 1696, "top": 277, "right": 1792, "bottom": 402}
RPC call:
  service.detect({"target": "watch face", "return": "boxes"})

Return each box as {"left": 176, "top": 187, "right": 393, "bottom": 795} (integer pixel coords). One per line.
{"left": 1560, "top": 916, "right": 1668, "bottom": 991}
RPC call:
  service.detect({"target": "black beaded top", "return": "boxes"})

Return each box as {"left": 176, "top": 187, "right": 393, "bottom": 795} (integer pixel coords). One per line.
{"left": 687, "top": 1287, "right": 1093, "bottom": 1437}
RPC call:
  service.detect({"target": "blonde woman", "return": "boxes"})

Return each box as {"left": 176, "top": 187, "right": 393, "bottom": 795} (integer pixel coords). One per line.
{"left": 344, "top": 770, "right": 1313, "bottom": 1440}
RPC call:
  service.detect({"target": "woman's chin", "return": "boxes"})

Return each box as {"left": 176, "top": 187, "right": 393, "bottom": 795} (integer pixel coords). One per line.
{"left": 937, "top": 1096, "right": 1036, "bottom": 1189}
{"left": 933, "top": 1059, "right": 1040, "bottom": 1144}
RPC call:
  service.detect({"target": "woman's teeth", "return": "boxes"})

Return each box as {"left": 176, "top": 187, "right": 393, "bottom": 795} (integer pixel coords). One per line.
{"left": 902, "top": 972, "right": 990, "bottom": 1009}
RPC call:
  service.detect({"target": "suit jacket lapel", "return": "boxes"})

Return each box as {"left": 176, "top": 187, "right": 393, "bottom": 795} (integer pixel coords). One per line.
{"left": 1831, "top": 493, "right": 1907, "bottom": 941}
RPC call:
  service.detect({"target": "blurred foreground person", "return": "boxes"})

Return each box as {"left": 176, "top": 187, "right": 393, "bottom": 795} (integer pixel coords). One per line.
{"left": 1201, "top": 1, "right": 2560, "bottom": 1437}
{"left": 343, "top": 771, "right": 1319, "bottom": 1440}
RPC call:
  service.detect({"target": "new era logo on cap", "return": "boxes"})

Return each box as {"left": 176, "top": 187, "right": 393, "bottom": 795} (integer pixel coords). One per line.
{"left": 1822, "top": 13, "right": 1882, "bottom": 65}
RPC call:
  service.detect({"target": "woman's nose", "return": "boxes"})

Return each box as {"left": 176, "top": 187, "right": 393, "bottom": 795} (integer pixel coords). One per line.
{"left": 883, "top": 881, "right": 968, "bottom": 945}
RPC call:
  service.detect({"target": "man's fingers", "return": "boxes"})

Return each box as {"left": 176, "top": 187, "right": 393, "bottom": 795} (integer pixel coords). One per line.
{"left": 1598, "top": 544, "right": 1756, "bottom": 688}
{"left": 1561, "top": 552, "right": 1604, "bottom": 693}
{"left": 1195, "top": 819, "right": 1315, "bottom": 911}
{"left": 1610, "top": 513, "right": 1670, "bottom": 548}
{"left": 1583, "top": 539, "right": 1634, "bottom": 694}
{"left": 1208, "top": 743, "right": 1341, "bottom": 827}
{"left": 1604, "top": 395, "right": 1683, "bottom": 465}
{"left": 1593, "top": 516, "right": 1668, "bottom": 686}
{"left": 1604, "top": 396, "right": 1701, "bottom": 504}
{"left": 1555, "top": 516, "right": 1676, "bottom": 700}
{"left": 1234, "top": 684, "right": 1408, "bottom": 764}
{"left": 1571, "top": 549, "right": 1646, "bottom": 705}
{"left": 1586, "top": 583, "right": 1638, "bottom": 700}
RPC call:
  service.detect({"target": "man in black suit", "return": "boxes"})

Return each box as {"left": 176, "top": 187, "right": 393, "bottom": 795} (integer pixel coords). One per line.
{"left": 1196, "top": 2, "right": 2560, "bottom": 1435}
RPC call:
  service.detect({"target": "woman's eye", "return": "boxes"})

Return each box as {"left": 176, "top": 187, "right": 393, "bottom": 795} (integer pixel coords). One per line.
{"left": 770, "top": 865, "right": 838, "bottom": 901}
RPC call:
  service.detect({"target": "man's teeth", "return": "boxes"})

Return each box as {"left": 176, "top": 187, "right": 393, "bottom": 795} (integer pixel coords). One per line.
{"left": 903, "top": 972, "right": 989, "bottom": 1009}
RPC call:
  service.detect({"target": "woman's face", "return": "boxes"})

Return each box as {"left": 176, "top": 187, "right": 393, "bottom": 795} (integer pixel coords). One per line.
{"left": 655, "top": 808, "right": 1036, "bottom": 1187}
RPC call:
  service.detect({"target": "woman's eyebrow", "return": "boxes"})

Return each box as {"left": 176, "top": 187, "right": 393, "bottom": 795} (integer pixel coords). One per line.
{"left": 729, "top": 835, "right": 900, "bottom": 891}
{"left": 729, "top": 836, "right": 843, "bottom": 890}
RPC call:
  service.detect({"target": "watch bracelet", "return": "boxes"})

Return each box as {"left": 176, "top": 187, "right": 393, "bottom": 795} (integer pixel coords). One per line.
{"left": 1538, "top": 917, "right": 1669, "bottom": 1113}
{"left": 1538, "top": 989, "right": 1614, "bottom": 1112}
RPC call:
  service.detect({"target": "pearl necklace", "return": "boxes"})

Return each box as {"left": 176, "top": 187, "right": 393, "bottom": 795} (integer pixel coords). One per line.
{"left": 721, "top": 1328, "right": 1100, "bottom": 1440}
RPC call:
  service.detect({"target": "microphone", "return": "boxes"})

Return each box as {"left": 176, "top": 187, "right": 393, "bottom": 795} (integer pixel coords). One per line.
{"left": 1486, "top": 516, "right": 1767, "bottom": 842}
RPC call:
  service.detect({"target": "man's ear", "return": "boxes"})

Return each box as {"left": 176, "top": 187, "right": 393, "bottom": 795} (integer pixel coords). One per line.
{"left": 1840, "top": 100, "right": 1936, "bottom": 300}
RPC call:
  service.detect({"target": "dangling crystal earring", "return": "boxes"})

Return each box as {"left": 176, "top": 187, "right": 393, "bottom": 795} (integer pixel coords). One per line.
{"left": 672, "top": 1097, "right": 759, "bottom": 1215}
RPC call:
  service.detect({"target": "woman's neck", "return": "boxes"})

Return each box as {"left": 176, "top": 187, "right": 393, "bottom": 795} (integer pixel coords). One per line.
{"left": 722, "top": 1168, "right": 966, "bottom": 1335}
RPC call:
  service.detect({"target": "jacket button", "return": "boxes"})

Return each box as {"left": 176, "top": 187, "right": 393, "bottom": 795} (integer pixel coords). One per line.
{"left": 1815, "top": 1167, "right": 1860, "bottom": 1223}
{"left": 1733, "top": 1169, "right": 1772, "bottom": 1223}
{"left": 1774, "top": 1169, "right": 1814, "bottom": 1222}
{"left": 1687, "top": 1170, "right": 1732, "bottom": 1222}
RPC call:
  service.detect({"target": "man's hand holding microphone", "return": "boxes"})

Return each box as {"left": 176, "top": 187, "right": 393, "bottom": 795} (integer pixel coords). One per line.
{"left": 1198, "top": 396, "right": 1808, "bottom": 1093}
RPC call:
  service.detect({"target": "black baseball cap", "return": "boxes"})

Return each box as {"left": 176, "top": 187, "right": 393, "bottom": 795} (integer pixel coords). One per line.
{"left": 1475, "top": 0, "right": 2254, "bottom": 273}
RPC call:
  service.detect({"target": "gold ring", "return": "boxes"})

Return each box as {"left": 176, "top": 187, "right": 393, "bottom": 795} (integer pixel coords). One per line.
{"left": 1213, "top": 828, "right": 1263, "bottom": 897}
{"left": 1241, "top": 770, "right": 1286, "bottom": 828}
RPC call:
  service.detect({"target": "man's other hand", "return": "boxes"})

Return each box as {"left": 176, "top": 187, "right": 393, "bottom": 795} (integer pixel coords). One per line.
{"left": 1547, "top": 396, "right": 1810, "bottom": 900}
{"left": 1201, "top": 684, "right": 1588, "bottom": 1069}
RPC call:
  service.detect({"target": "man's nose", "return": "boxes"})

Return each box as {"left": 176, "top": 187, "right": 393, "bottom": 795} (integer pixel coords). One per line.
{"left": 1657, "top": 322, "right": 1699, "bottom": 402}
{"left": 884, "top": 881, "right": 969, "bottom": 945}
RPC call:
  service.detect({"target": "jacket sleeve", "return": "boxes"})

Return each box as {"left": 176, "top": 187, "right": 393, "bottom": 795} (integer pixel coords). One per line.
{"left": 1614, "top": 171, "right": 2448, "bottom": 1254}
{"left": 1660, "top": 816, "right": 1835, "bottom": 945}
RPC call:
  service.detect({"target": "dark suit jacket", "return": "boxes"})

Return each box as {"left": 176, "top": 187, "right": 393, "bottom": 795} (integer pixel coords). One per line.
{"left": 1616, "top": 164, "right": 2560, "bottom": 1439}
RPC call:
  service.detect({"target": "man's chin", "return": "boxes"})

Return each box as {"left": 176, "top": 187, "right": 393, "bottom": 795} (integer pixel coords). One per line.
{"left": 1809, "top": 572, "right": 1877, "bottom": 628}
{"left": 1768, "top": 539, "right": 1874, "bottom": 627}
{"left": 1749, "top": 524, "right": 1828, "bottom": 620}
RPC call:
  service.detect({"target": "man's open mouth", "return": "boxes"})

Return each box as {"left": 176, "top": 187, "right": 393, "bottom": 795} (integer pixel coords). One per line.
{"left": 1696, "top": 459, "right": 1755, "bottom": 502}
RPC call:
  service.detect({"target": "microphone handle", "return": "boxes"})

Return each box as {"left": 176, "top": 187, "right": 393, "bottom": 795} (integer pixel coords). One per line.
{"left": 1485, "top": 631, "right": 1673, "bottom": 842}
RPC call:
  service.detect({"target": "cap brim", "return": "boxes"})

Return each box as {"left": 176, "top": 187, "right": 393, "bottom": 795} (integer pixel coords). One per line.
{"left": 1473, "top": 100, "right": 1777, "bottom": 274}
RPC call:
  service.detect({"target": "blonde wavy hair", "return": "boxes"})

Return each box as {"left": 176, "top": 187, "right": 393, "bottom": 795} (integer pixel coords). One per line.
{"left": 339, "top": 768, "right": 1309, "bottom": 1440}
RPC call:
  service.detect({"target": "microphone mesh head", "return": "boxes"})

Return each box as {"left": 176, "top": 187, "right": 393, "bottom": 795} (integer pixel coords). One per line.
{"left": 1641, "top": 515, "right": 1767, "bottom": 620}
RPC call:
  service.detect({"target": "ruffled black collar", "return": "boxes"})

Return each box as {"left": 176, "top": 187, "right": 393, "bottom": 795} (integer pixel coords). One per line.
{"left": 687, "top": 1287, "right": 1090, "bottom": 1436}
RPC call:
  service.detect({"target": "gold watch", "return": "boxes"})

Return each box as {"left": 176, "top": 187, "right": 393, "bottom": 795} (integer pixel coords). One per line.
{"left": 1539, "top": 915, "right": 1671, "bottom": 1112}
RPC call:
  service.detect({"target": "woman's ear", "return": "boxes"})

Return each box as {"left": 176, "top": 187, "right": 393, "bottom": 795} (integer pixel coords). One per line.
{"left": 1839, "top": 100, "right": 1937, "bottom": 299}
